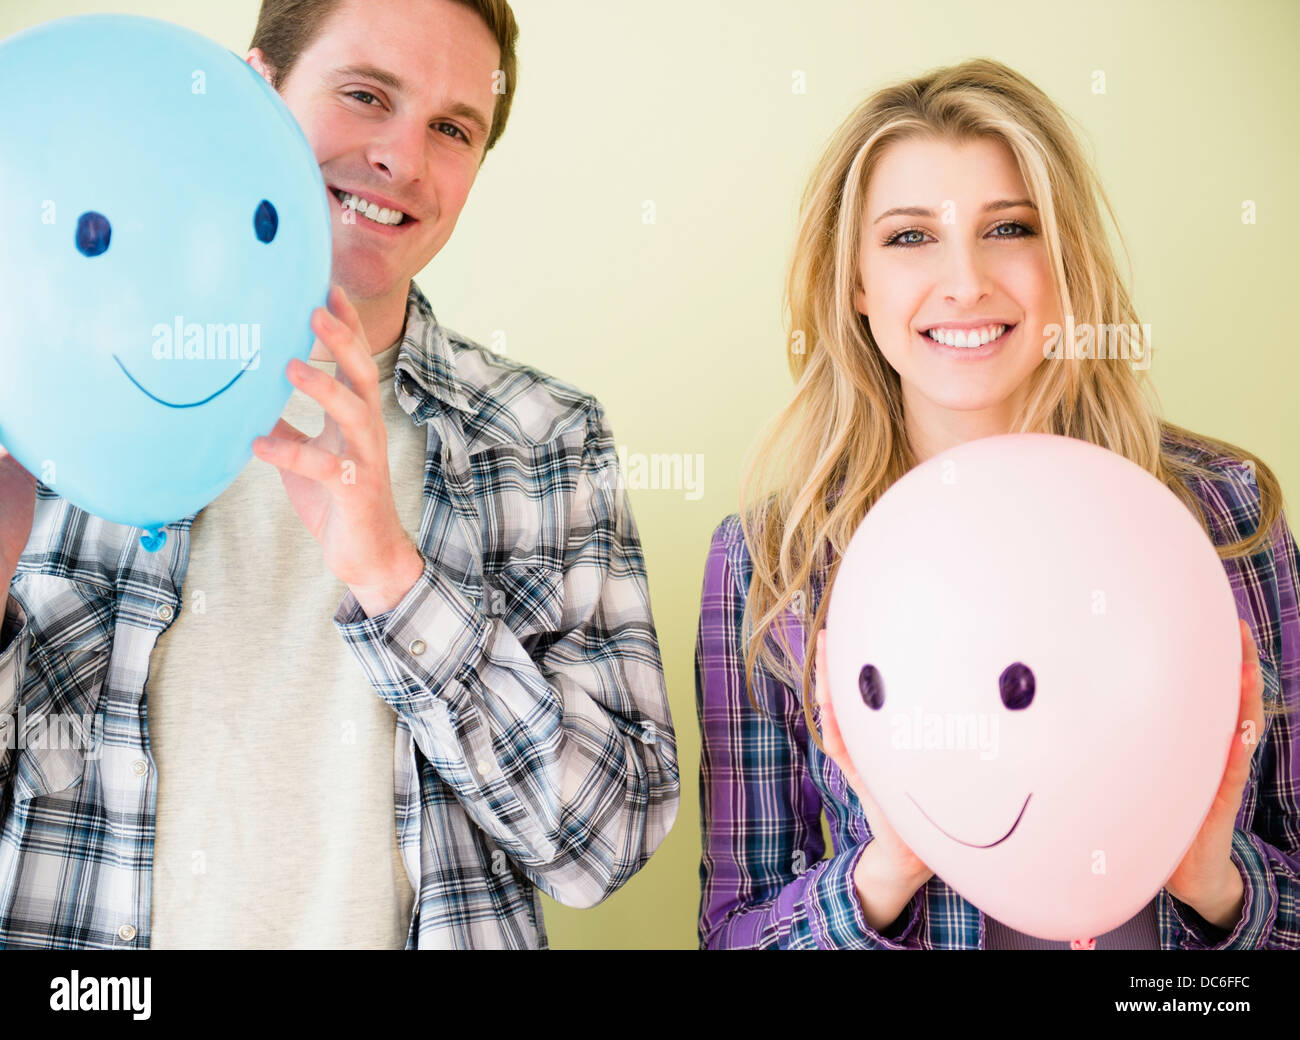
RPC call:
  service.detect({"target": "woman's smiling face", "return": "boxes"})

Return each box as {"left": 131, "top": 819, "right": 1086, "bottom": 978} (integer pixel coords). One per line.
{"left": 855, "top": 135, "right": 1062, "bottom": 451}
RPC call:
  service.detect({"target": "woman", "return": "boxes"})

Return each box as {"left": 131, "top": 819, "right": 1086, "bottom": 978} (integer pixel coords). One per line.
{"left": 695, "top": 58, "right": 1299, "bottom": 949}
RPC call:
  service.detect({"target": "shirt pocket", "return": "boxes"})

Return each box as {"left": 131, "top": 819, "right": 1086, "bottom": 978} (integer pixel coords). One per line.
{"left": 482, "top": 560, "right": 566, "bottom": 651}
{"left": 9, "top": 574, "right": 113, "bottom": 802}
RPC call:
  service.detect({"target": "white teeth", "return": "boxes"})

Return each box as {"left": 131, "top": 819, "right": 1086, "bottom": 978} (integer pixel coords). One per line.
{"left": 334, "top": 190, "right": 406, "bottom": 226}
{"left": 925, "top": 324, "right": 1007, "bottom": 348}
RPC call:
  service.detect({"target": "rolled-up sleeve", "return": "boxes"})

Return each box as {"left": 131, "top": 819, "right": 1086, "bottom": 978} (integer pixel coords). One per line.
{"left": 333, "top": 401, "right": 679, "bottom": 910}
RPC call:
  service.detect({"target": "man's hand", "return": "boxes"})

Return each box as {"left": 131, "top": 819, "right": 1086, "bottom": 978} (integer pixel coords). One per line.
{"left": 252, "top": 285, "right": 424, "bottom": 617}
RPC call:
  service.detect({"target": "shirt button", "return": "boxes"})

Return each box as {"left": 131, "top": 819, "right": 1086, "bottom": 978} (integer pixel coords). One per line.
{"left": 476, "top": 759, "right": 492, "bottom": 776}
{"left": 131, "top": 759, "right": 149, "bottom": 777}
{"left": 156, "top": 603, "right": 174, "bottom": 623}
{"left": 118, "top": 924, "right": 137, "bottom": 942}
{"left": 408, "top": 639, "right": 427, "bottom": 656}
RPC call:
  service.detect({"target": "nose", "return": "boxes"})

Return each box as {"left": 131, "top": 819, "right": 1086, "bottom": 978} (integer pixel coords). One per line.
{"left": 939, "top": 237, "right": 993, "bottom": 310}
{"left": 365, "top": 113, "right": 428, "bottom": 185}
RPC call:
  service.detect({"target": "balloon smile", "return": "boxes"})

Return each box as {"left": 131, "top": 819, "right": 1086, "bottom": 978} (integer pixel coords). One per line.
{"left": 908, "top": 791, "right": 1032, "bottom": 848}
{"left": 113, "top": 352, "right": 259, "bottom": 408}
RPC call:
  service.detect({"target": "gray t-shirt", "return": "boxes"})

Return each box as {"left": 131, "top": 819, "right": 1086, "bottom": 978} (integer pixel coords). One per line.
{"left": 146, "top": 338, "right": 425, "bottom": 948}
{"left": 984, "top": 896, "right": 1161, "bottom": 949}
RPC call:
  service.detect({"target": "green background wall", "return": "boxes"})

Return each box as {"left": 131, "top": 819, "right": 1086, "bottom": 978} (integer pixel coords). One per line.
{"left": 5, "top": 0, "right": 1295, "bottom": 948}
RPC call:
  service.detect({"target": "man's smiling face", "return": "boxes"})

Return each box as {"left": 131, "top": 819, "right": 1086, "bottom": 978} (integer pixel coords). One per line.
{"left": 250, "top": 0, "right": 501, "bottom": 303}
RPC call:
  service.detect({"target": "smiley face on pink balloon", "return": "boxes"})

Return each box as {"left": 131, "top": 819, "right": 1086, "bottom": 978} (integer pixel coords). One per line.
{"left": 856, "top": 655, "right": 1037, "bottom": 849}
{"left": 825, "top": 433, "right": 1241, "bottom": 940}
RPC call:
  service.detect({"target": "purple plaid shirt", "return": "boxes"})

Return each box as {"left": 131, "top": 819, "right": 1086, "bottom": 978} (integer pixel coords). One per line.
{"left": 696, "top": 437, "right": 1300, "bottom": 949}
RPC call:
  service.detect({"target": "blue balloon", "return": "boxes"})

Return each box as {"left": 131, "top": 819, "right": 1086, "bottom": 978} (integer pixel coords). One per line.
{"left": 0, "top": 14, "right": 332, "bottom": 549}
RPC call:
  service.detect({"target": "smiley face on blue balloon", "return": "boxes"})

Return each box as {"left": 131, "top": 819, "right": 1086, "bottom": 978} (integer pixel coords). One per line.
{"left": 0, "top": 14, "right": 331, "bottom": 542}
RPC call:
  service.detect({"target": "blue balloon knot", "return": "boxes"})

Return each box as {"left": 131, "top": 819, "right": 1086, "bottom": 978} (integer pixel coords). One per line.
{"left": 140, "top": 527, "right": 167, "bottom": 552}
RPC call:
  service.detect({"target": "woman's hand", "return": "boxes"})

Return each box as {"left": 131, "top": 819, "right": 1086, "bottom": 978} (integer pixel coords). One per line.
{"left": 1163, "top": 618, "right": 1266, "bottom": 930}
{"left": 813, "top": 628, "right": 934, "bottom": 928}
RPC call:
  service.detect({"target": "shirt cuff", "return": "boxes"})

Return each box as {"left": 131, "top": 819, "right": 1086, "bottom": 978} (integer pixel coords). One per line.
{"left": 806, "top": 843, "right": 924, "bottom": 949}
{"left": 1167, "top": 829, "right": 1277, "bottom": 949}
{"left": 333, "top": 553, "right": 490, "bottom": 713}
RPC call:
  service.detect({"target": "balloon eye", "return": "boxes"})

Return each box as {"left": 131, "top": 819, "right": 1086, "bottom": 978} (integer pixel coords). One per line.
{"left": 75, "top": 211, "right": 111, "bottom": 257}
{"left": 858, "top": 664, "right": 884, "bottom": 710}
{"left": 999, "top": 662, "right": 1035, "bottom": 710}
{"left": 254, "top": 199, "right": 278, "bottom": 243}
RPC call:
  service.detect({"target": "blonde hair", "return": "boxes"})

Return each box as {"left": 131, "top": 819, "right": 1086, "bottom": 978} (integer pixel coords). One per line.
{"left": 738, "top": 58, "right": 1288, "bottom": 730}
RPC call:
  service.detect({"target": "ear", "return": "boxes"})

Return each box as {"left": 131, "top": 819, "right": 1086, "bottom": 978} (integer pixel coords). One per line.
{"left": 246, "top": 49, "right": 276, "bottom": 89}
{"left": 853, "top": 283, "right": 868, "bottom": 316}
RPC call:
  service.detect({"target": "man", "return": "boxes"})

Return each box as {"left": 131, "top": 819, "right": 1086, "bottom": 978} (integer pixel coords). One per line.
{"left": 0, "top": 0, "right": 678, "bottom": 949}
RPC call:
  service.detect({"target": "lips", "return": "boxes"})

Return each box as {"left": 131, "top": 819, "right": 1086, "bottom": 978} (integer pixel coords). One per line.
{"left": 919, "top": 323, "right": 1016, "bottom": 355}
{"left": 328, "top": 185, "right": 417, "bottom": 228}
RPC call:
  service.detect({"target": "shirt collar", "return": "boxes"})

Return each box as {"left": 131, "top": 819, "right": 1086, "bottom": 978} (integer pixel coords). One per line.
{"left": 391, "top": 279, "right": 474, "bottom": 422}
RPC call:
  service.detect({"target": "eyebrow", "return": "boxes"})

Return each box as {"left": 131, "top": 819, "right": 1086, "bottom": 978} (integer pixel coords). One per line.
{"left": 331, "top": 63, "right": 492, "bottom": 139}
{"left": 871, "top": 198, "right": 1037, "bottom": 225}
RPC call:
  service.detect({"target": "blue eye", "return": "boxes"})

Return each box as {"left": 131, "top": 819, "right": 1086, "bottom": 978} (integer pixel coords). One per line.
{"left": 999, "top": 662, "right": 1035, "bottom": 710}
{"left": 883, "top": 228, "right": 928, "bottom": 247}
{"left": 76, "top": 211, "right": 111, "bottom": 257}
{"left": 858, "top": 663, "right": 885, "bottom": 710}
{"left": 990, "top": 221, "right": 1033, "bottom": 238}
{"left": 254, "top": 200, "right": 278, "bottom": 243}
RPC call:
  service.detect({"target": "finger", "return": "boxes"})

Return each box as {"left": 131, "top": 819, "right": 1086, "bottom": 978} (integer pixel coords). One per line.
{"left": 1240, "top": 617, "right": 1256, "bottom": 649}
{"left": 814, "top": 631, "right": 885, "bottom": 827}
{"left": 813, "top": 631, "right": 832, "bottom": 721}
{"left": 314, "top": 287, "right": 380, "bottom": 411}
{"left": 285, "top": 358, "right": 378, "bottom": 462}
{"left": 1219, "top": 622, "right": 1264, "bottom": 782}
{"left": 264, "top": 416, "right": 309, "bottom": 445}
{"left": 1244, "top": 646, "right": 1265, "bottom": 754}
{"left": 311, "top": 305, "right": 380, "bottom": 410}
{"left": 852, "top": 771, "right": 885, "bottom": 827}
{"left": 328, "top": 283, "right": 364, "bottom": 338}
{"left": 814, "top": 629, "right": 826, "bottom": 699}
{"left": 1240, "top": 618, "right": 1264, "bottom": 724}
{"left": 0, "top": 449, "right": 36, "bottom": 485}
{"left": 814, "top": 633, "right": 849, "bottom": 755}
{"left": 251, "top": 432, "right": 347, "bottom": 485}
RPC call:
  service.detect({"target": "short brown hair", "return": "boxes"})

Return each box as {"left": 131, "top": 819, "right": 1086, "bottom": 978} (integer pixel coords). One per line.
{"left": 249, "top": 0, "right": 519, "bottom": 153}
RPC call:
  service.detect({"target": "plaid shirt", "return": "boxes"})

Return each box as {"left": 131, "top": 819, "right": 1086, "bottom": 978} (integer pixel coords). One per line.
{"left": 696, "top": 439, "right": 1300, "bottom": 949}
{"left": 0, "top": 280, "right": 679, "bottom": 949}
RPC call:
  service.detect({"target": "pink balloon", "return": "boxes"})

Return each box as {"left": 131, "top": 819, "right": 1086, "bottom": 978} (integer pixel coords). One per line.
{"left": 825, "top": 433, "right": 1241, "bottom": 941}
